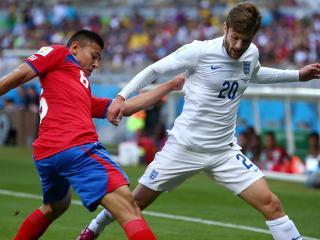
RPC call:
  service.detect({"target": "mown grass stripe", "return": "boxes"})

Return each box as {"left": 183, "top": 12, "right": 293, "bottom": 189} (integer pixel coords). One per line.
{"left": 0, "top": 189, "right": 318, "bottom": 240}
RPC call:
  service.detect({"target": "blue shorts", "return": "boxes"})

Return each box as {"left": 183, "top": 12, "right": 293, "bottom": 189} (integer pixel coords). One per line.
{"left": 34, "top": 142, "right": 129, "bottom": 211}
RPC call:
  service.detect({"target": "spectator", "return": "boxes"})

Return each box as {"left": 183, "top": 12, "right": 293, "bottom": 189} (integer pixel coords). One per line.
{"left": 154, "top": 122, "right": 167, "bottom": 151}
{"left": 3, "top": 97, "right": 16, "bottom": 111}
{"left": 136, "top": 128, "right": 157, "bottom": 165}
{"left": 259, "top": 131, "right": 289, "bottom": 172}
{"left": 305, "top": 132, "right": 320, "bottom": 188}
{"left": 25, "top": 84, "right": 40, "bottom": 138}
{"left": 1, "top": 1, "right": 320, "bottom": 78}
{"left": 305, "top": 132, "right": 320, "bottom": 162}
{"left": 238, "top": 127, "right": 262, "bottom": 164}
{"left": 245, "top": 127, "right": 262, "bottom": 163}
{"left": 2, "top": 98, "right": 17, "bottom": 145}
{"left": 144, "top": 99, "right": 164, "bottom": 137}
{"left": 25, "top": 84, "right": 39, "bottom": 112}
{"left": 238, "top": 131, "right": 251, "bottom": 156}
{"left": 16, "top": 86, "right": 28, "bottom": 110}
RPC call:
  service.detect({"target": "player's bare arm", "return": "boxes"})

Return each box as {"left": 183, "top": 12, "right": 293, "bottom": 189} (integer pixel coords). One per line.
{"left": 0, "top": 63, "right": 37, "bottom": 96}
{"left": 123, "top": 73, "right": 185, "bottom": 116}
{"left": 107, "top": 95, "right": 126, "bottom": 126}
{"left": 299, "top": 63, "right": 320, "bottom": 81}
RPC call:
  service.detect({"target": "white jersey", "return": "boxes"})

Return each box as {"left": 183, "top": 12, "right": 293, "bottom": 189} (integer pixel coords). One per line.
{"left": 170, "top": 37, "right": 258, "bottom": 151}
{"left": 119, "top": 36, "right": 299, "bottom": 152}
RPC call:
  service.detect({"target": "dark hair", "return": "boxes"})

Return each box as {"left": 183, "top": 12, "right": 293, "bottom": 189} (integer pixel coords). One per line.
{"left": 309, "top": 132, "right": 319, "bottom": 140}
{"left": 66, "top": 29, "right": 104, "bottom": 49}
{"left": 265, "top": 131, "right": 275, "bottom": 139}
{"left": 226, "top": 2, "right": 261, "bottom": 34}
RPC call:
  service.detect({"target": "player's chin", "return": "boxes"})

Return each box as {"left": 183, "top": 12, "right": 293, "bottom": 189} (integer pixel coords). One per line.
{"left": 230, "top": 51, "right": 241, "bottom": 59}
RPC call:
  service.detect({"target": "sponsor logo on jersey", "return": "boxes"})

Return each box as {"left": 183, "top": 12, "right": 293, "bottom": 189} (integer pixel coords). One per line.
{"left": 149, "top": 169, "right": 159, "bottom": 180}
{"left": 37, "top": 46, "right": 54, "bottom": 56}
{"left": 210, "top": 65, "right": 222, "bottom": 71}
{"left": 243, "top": 61, "right": 251, "bottom": 75}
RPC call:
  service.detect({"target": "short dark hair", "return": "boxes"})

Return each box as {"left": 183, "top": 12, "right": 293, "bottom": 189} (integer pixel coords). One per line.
{"left": 226, "top": 2, "right": 261, "bottom": 34}
{"left": 66, "top": 29, "right": 104, "bottom": 49}
{"left": 265, "top": 131, "right": 275, "bottom": 139}
{"left": 309, "top": 132, "right": 319, "bottom": 141}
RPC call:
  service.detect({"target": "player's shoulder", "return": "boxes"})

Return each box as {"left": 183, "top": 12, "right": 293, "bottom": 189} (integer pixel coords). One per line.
{"left": 247, "top": 42, "right": 259, "bottom": 55}
{"left": 175, "top": 40, "right": 204, "bottom": 56}
{"left": 35, "top": 45, "right": 69, "bottom": 57}
{"left": 194, "top": 36, "right": 224, "bottom": 55}
{"left": 182, "top": 40, "right": 205, "bottom": 50}
{"left": 184, "top": 38, "right": 218, "bottom": 53}
{"left": 202, "top": 36, "right": 223, "bottom": 45}
{"left": 240, "top": 42, "right": 259, "bottom": 61}
{"left": 176, "top": 37, "right": 222, "bottom": 57}
{"left": 190, "top": 36, "right": 222, "bottom": 47}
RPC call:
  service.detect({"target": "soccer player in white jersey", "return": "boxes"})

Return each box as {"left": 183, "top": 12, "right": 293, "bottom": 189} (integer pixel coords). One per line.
{"left": 78, "top": 2, "right": 320, "bottom": 240}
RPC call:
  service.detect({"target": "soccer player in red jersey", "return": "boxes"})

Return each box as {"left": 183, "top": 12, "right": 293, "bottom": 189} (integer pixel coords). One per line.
{"left": 0, "top": 29, "right": 185, "bottom": 240}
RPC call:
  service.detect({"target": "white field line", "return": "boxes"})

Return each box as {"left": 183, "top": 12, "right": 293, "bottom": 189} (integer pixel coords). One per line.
{"left": 0, "top": 189, "right": 319, "bottom": 240}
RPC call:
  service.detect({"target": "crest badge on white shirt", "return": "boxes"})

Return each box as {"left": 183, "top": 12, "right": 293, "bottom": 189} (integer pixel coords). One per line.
{"left": 240, "top": 61, "right": 251, "bottom": 82}
{"left": 243, "top": 61, "right": 251, "bottom": 75}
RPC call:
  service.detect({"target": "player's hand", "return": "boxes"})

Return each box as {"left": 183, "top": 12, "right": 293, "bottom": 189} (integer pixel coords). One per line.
{"left": 112, "top": 116, "right": 121, "bottom": 126}
{"left": 107, "top": 95, "right": 125, "bottom": 126}
{"left": 170, "top": 73, "right": 185, "bottom": 91}
{"left": 299, "top": 63, "right": 320, "bottom": 82}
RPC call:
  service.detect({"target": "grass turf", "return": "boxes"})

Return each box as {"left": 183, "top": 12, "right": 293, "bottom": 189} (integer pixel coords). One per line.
{"left": 0, "top": 146, "right": 319, "bottom": 239}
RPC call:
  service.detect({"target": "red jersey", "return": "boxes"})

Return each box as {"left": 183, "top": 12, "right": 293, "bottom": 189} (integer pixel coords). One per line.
{"left": 26, "top": 45, "right": 111, "bottom": 160}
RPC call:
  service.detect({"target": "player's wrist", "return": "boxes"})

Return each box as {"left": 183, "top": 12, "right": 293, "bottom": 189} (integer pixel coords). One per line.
{"left": 170, "top": 74, "right": 185, "bottom": 91}
{"left": 168, "top": 79, "right": 176, "bottom": 90}
{"left": 115, "top": 95, "right": 126, "bottom": 102}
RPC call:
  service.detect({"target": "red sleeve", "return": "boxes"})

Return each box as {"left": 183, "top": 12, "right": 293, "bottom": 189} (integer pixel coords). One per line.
{"left": 91, "top": 97, "right": 112, "bottom": 119}
{"left": 25, "top": 45, "right": 68, "bottom": 75}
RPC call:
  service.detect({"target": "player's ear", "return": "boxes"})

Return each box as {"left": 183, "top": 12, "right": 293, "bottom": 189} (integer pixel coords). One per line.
{"left": 223, "top": 22, "right": 227, "bottom": 35}
{"left": 70, "top": 41, "right": 80, "bottom": 55}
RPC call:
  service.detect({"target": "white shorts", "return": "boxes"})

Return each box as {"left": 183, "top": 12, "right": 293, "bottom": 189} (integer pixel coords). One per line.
{"left": 139, "top": 136, "right": 264, "bottom": 195}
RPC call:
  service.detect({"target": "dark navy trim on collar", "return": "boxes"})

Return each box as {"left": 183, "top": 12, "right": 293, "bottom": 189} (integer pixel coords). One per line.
{"left": 65, "top": 54, "right": 81, "bottom": 67}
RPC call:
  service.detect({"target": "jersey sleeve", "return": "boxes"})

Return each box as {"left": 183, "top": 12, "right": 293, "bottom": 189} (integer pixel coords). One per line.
{"left": 25, "top": 45, "right": 68, "bottom": 75}
{"left": 251, "top": 60, "right": 261, "bottom": 79}
{"left": 91, "top": 97, "right": 112, "bottom": 119}
{"left": 251, "top": 66, "right": 299, "bottom": 84}
{"left": 118, "top": 40, "right": 202, "bottom": 99}
{"left": 249, "top": 43, "right": 299, "bottom": 84}
{"left": 152, "top": 40, "right": 202, "bottom": 74}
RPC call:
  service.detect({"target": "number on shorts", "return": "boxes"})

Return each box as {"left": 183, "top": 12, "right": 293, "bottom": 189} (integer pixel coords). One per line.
{"left": 236, "top": 153, "right": 253, "bottom": 170}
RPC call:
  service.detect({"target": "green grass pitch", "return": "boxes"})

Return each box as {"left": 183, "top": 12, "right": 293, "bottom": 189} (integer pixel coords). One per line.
{"left": 0, "top": 146, "right": 319, "bottom": 239}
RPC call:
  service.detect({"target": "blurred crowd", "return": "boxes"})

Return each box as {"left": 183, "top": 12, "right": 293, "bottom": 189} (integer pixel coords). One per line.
{"left": 238, "top": 127, "right": 320, "bottom": 188}
{"left": 1, "top": 84, "right": 39, "bottom": 112}
{"left": 238, "top": 127, "right": 303, "bottom": 173}
{"left": 240, "top": 126, "right": 320, "bottom": 176}
{"left": 1, "top": 0, "right": 320, "bottom": 76}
